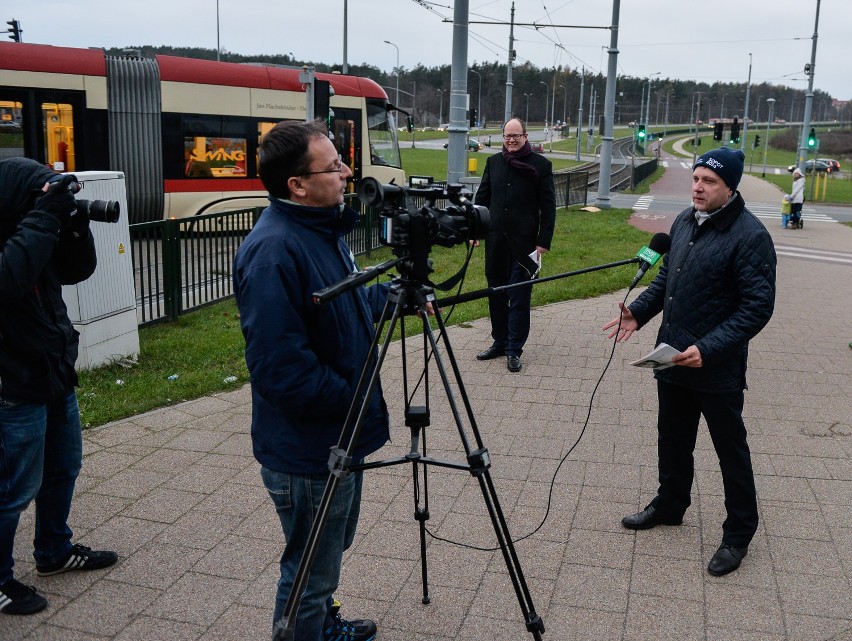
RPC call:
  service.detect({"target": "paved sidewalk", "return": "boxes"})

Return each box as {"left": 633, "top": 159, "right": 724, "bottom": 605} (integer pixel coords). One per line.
{"left": 5, "top": 213, "right": 852, "bottom": 641}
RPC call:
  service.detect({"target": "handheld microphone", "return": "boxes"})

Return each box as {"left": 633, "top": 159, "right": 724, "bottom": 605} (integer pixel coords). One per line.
{"left": 630, "top": 232, "right": 671, "bottom": 289}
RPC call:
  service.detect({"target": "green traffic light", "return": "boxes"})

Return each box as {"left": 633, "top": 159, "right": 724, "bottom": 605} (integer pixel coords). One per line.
{"left": 807, "top": 128, "right": 816, "bottom": 147}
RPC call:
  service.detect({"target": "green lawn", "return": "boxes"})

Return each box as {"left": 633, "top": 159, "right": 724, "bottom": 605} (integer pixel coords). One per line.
{"left": 77, "top": 207, "right": 657, "bottom": 428}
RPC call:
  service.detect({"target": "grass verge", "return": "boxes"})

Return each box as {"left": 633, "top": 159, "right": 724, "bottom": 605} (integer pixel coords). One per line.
{"left": 77, "top": 207, "right": 653, "bottom": 428}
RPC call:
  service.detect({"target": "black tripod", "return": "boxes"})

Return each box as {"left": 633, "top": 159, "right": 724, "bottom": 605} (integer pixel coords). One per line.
{"left": 273, "top": 267, "right": 545, "bottom": 641}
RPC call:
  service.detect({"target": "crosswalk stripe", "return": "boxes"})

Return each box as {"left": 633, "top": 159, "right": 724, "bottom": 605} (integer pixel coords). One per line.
{"left": 680, "top": 162, "right": 691, "bottom": 169}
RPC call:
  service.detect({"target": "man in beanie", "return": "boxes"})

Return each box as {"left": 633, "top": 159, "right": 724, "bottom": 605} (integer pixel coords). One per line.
{"left": 474, "top": 117, "right": 556, "bottom": 373}
{"left": 602, "top": 146, "right": 776, "bottom": 577}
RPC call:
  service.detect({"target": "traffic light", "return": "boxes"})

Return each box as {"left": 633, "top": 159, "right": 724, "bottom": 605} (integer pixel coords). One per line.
{"left": 6, "top": 18, "right": 21, "bottom": 42}
{"left": 637, "top": 125, "right": 646, "bottom": 139}
{"left": 729, "top": 117, "right": 740, "bottom": 144}
{"left": 313, "top": 79, "right": 331, "bottom": 125}
{"left": 713, "top": 122, "right": 723, "bottom": 142}
{"left": 753, "top": 134, "right": 761, "bottom": 149}
{"left": 808, "top": 128, "right": 816, "bottom": 148}
{"left": 469, "top": 108, "right": 478, "bottom": 128}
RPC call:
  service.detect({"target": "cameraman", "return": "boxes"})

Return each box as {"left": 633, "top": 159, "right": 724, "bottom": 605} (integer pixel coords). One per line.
{"left": 0, "top": 158, "right": 118, "bottom": 616}
{"left": 233, "top": 121, "right": 388, "bottom": 641}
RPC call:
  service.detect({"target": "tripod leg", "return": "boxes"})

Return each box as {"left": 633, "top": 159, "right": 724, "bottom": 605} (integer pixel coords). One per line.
{"left": 273, "top": 297, "right": 404, "bottom": 641}
{"left": 421, "top": 303, "right": 546, "bottom": 639}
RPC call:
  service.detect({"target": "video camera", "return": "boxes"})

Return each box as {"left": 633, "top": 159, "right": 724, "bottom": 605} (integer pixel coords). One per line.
{"left": 46, "top": 174, "right": 121, "bottom": 224}
{"left": 357, "top": 177, "right": 489, "bottom": 283}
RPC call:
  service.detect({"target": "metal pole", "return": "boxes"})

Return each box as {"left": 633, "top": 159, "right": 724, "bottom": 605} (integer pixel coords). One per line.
{"left": 438, "top": 88, "right": 444, "bottom": 125}
{"left": 562, "top": 84, "right": 568, "bottom": 134}
{"left": 216, "top": 0, "right": 220, "bottom": 62}
{"left": 470, "top": 68, "right": 481, "bottom": 138}
{"left": 575, "top": 68, "right": 584, "bottom": 161}
{"left": 596, "top": 0, "right": 621, "bottom": 209}
{"left": 762, "top": 98, "right": 774, "bottom": 177}
{"left": 539, "top": 81, "right": 549, "bottom": 129}
{"left": 384, "top": 40, "right": 400, "bottom": 108}
{"left": 741, "top": 53, "right": 752, "bottom": 151}
{"left": 549, "top": 72, "right": 557, "bottom": 151}
{"left": 342, "top": 0, "right": 349, "bottom": 74}
{"left": 503, "top": 2, "right": 516, "bottom": 123}
{"left": 663, "top": 90, "right": 670, "bottom": 138}
{"left": 447, "top": 0, "right": 470, "bottom": 183}
{"left": 797, "top": 0, "right": 821, "bottom": 172}
{"left": 524, "top": 93, "right": 530, "bottom": 123}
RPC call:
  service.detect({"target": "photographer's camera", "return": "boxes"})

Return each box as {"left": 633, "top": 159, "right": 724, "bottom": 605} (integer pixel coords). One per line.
{"left": 45, "top": 174, "right": 121, "bottom": 224}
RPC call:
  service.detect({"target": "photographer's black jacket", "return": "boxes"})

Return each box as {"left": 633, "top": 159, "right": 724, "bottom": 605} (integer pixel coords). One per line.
{"left": 0, "top": 158, "right": 97, "bottom": 402}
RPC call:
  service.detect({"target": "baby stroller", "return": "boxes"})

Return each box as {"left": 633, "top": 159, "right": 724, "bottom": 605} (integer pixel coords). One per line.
{"left": 781, "top": 196, "right": 792, "bottom": 229}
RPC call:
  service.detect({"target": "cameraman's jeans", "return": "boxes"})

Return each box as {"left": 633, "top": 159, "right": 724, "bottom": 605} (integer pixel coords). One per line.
{"left": 0, "top": 391, "right": 82, "bottom": 583}
{"left": 262, "top": 465, "right": 363, "bottom": 641}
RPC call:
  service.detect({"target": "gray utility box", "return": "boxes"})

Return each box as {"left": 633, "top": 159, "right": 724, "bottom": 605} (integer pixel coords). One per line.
{"left": 61, "top": 171, "right": 140, "bottom": 369}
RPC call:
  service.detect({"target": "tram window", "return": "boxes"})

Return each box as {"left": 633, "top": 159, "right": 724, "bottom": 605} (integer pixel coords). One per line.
{"left": 41, "top": 103, "right": 75, "bottom": 171}
{"left": 0, "top": 100, "right": 24, "bottom": 159}
{"left": 184, "top": 135, "right": 247, "bottom": 178}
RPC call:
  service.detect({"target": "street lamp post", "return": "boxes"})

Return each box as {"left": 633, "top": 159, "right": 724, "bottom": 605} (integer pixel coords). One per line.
{"left": 762, "top": 98, "right": 775, "bottom": 177}
{"left": 645, "top": 72, "right": 660, "bottom": 130}
{"left": 437, "top": 88, "right": 444, "bottom": 126}
{"left": 383, "top": 40, "right": 400, "bottom": 108}
{"left": 539, "top": 80, "right": 549, "bottom": 129}
{"left": 560, "top": 84, "right": 568, "bottom": 138}
{"left": 524, "top": 93, "right": 530, "bottom": 123}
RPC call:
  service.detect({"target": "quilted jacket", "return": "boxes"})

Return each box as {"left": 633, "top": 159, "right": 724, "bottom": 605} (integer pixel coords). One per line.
{"left": 628, "top": 193, "right": 776, "bottom": 393}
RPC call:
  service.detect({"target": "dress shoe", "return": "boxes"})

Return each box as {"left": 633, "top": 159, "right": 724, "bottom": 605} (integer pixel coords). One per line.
{"left": 707, "top": 544, "right": 747, "bottom": 576}
{"left": 506, "top": 355, "right": 521, "bottom": 372}
{"left": 621, "top": 505, "right": 683, "bottom": 530}
{"left": 476, "top": 345, "right": 505, "bottom": 361}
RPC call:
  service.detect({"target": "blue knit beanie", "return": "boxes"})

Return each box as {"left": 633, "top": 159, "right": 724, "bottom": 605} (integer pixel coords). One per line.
{"left": 693, "top": 147, "right": 745, "bottom": 191}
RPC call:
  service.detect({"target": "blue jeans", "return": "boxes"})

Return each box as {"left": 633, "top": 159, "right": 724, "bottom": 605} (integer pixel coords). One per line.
{"left": 262, "top": 466, "right": 363, "bottom": 641}
{"left": 0, "top": 391, "right": 82, "bottom": 583}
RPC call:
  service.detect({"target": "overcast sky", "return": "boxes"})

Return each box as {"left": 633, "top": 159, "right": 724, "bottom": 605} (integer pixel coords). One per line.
{"left": 5, "top": 0, "right": 848, "bottom": 100}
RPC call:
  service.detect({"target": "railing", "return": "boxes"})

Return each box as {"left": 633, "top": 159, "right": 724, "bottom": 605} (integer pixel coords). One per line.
{"left": 128, "top": 160, "right": 659, "bottom": 326}
{"left": 130, "top": 196, "right": 388, "bottom": 326}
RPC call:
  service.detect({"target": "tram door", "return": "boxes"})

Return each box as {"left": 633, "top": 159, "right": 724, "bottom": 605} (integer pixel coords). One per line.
{"left": 0, "top": 89, "right": 83, "bottom": 169}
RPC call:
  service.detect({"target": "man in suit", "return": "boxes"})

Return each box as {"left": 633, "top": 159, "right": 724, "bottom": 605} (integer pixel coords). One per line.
{"left": 474, "top": 118, "right": 556, "bottom": 372}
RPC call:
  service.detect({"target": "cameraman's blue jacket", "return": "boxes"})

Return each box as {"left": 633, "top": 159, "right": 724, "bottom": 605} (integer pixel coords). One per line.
{"left": 628, "top": 193, "right": 776, "bottom": 393}
{"left": 233, "top": 198, "right": 390, "bottom": 475}
{"left": 0, "top": 158, "right": 96, "bottom": 402}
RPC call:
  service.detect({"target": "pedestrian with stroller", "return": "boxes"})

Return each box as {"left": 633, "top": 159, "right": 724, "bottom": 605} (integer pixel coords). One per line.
{"left": 788, "top": 168, "right": 805, "bottom": 229}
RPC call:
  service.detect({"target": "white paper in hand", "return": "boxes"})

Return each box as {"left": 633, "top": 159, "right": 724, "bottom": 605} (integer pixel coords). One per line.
{"left": 528, "top": 250, "right": 542, "bottom": 279}
{"left": 630, "top": 343, "right": 681, "bottom": 370}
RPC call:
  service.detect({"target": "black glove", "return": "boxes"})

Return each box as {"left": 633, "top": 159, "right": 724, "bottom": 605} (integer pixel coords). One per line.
{"left": 33, "top": 187, "right": 77, "bottom": 223}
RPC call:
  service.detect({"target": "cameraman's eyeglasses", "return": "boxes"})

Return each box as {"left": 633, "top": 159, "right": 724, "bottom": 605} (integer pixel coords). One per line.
{"left": 303, "top": 155, "right": 346, "bottom": 176}
{"left": 502, "top": 133, "right": 527, "bottom": 141}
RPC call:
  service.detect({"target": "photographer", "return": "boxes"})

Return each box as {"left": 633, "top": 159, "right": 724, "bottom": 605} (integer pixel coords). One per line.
{"left": 233, "top": 121, "right": 387, "bottom": 641}
{"left": 0, "top": 158, "right": 118, "bottom": 616}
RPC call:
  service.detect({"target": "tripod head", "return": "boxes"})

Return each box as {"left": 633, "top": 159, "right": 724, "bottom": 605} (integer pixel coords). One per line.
{"left": 357, "top": 177, "right": 490, "bottom": 286}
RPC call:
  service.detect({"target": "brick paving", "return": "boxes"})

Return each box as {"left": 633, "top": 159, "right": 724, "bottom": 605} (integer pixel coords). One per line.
{"left": 4, "top": 165, "right": 851, "bottom": 641}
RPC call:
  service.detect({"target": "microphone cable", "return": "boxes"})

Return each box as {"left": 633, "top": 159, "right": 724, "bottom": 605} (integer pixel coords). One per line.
{"left": 423, "top": 285, "right": 635, "bottom": 552}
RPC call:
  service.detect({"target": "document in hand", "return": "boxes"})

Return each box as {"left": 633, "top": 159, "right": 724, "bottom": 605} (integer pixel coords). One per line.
{"left": 527, "top": 249, "right": 541, "bottom": 279}
{"left": 629, "top": 343, "right": 682, "bottom": 370}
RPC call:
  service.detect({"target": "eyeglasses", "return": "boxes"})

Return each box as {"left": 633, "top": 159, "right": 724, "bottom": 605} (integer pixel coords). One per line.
{"left": 303, "top": 154, "right": 346, "bottom": 176}
{"left": 502, "top": 133, "right": 527, "bottom": 141}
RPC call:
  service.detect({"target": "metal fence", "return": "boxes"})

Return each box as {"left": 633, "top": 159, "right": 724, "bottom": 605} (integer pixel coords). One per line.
{"left": 129, "top": 196, "right": 386, "bottom": 326}
{"left": 128, "top": 161, "right": 657, "bottom": 326}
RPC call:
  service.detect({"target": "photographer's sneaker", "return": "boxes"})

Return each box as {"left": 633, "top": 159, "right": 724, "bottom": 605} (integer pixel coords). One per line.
{"left": 323, "top": 599, "right": 377, "bottom": 641}
{"left": 0, "top": 579, "right": 48, "bottom": 615}
{"left": 36, "top": 544, "right": 118, "bottom": 576}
